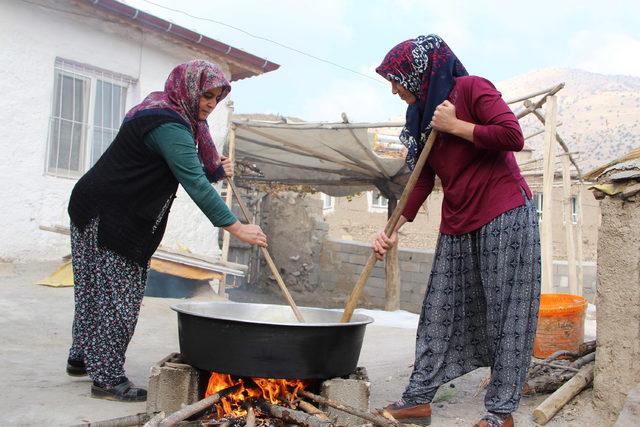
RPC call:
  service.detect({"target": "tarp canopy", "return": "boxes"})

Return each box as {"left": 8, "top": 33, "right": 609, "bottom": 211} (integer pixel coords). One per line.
{"left": 232, "top": 117, "right": 410, "bottom": 198}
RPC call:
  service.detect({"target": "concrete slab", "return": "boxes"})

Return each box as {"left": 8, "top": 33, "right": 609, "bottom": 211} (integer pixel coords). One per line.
{"left": 0, "top": 261, "right": 605, "bottom": 426}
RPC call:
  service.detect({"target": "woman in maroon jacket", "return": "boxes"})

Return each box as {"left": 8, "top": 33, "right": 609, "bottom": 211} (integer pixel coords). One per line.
{"left": 372, "top": 35, "right": 540, "bottom": 427}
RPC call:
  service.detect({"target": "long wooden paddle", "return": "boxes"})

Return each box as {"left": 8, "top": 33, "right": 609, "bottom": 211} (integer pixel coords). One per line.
{"left": 226, "top": 178, "right": 305, "bottom": 322}
{"left": 341, "top": 130, "right": 439, "bottom": 322}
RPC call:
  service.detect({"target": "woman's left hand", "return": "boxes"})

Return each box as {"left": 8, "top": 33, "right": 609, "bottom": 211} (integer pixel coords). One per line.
{"left": 221, "top": 156, "right": 234, "bottom": 177}
{"left": 431, "top": 100, "right": 458, "bottom": 134}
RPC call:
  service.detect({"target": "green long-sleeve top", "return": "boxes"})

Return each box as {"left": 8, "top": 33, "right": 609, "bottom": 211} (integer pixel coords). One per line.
{"left": 144, "top": 123, "right": 237, "bottom": 227}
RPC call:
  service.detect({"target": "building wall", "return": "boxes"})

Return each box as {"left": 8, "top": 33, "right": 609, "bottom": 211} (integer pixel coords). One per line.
{"left": 322, "top": 182, "right": 599, "bottom": 262}
{"left": 593, "top": 194, "right": 640, "bottom": 419}
{"left": 0, "top": 0, "right": 233, "bottom": 262}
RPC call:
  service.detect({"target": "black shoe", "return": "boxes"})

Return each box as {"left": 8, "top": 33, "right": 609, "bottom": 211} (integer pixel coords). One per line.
{"left": 66, "top": 358, "right": 87, "bottom": 377}
{"left": 91, "top": 377, "right": 147, "bottom": 402}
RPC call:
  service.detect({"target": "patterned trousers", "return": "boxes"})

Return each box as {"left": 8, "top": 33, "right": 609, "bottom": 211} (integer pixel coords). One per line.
{"left": 403, "top": 196, "right": 541, "bottom": 414}
{"left": 68, "top": 218, "right": 148, "bottom": 387}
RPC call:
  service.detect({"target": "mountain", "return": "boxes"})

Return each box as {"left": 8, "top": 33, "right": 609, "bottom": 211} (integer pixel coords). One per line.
{"left": 497, "top": 68, "right": 640, "bottom": 173}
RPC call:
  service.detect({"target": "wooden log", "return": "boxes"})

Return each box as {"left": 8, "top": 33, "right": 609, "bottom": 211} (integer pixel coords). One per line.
{"left": 298, "top": 400, "right": 331, "bottom": 421}
{"left": 570, "top": 351, "right": 595, "bottom": 369}
{"left": 144, "top": 412, "right": 166, "bottom": 427}
{"left": 71, "top": 412, "right": 157, "bottom": 427}
{"left": 531, "top": 360, "right": 580, "bottom": 372}
{"left": 578, "top": 340, "right": 596, "bottom": 355}
{"left": 267, "top": 403, "right": 335, "bottom": 427}
{"left": 541, "top": 95, "right": 558, "bottom": 293}
{"left": 341, "top": 130, "right": 439, "bottom": 322}
{"left": 561, "top": 154, "right": 578, "bottom": 295}
{"left": 300, "top": 390, "right": 399, "bottom": 427}
{"left": 245, "top": 406, "right": 256, "bottom": 427}
{"left": 532, "top": 363, "right": 595, "bottom": 425}
{"left": 157, "top": 384, "right": 241, "bottom": 427}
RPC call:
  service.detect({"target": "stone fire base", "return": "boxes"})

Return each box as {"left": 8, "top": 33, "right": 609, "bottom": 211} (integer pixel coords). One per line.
{"left": 146, "top": 353, "right": 371, "bottom": 425}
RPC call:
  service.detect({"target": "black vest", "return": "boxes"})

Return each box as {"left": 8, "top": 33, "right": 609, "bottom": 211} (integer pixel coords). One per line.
{"left": 68, "top": 109, "right": 191, "bottom": 266}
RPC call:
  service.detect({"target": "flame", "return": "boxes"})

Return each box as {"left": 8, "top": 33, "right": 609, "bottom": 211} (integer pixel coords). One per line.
{"left": 206, "top": 372, "right": 308, "bottom": 418}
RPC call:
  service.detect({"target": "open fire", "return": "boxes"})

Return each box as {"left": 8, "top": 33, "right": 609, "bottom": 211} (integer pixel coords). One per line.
{"left": 206, "top": 372, "right": 309, "bottom": 419}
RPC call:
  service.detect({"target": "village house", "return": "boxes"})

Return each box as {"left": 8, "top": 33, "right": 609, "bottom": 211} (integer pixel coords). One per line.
{"left": 0, "top": 0, "right": 279, "bottom": 263}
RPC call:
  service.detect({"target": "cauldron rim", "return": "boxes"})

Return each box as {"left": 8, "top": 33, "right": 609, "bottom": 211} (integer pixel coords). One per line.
{"left": 171, "top": 301, "right": 374, "bottom": 328}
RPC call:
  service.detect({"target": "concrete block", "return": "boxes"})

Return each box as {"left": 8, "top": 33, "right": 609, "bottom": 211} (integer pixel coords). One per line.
{"left": 348, "top": 254, "right": 368, "bottom": 265}
{"left": 370, "top": 266, "right": 386, "bottom": 279}
{"left": 365, "top": 276, "right": 385, "bottom": 289}
{"left": 321, "top": 368, "right": 371, "bottom": 427}
{"left": 147, "top": 353, "right": 202, "bottom": 415}
{"left": 365, "top": 285, "right": 386, "bottom": 299}
{"left": 399, "top": 261, "right": 420, "bottom": 273}
{"left": 419, "top": 262, "right": 433, "bottom": 274}
{"left": 614, "top": 384, "right": 640, "bottom": 427}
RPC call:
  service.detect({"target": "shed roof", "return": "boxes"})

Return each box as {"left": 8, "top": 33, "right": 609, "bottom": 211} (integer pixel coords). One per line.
{"left": 232, "top": 117, "right": 409, "bottom": 198}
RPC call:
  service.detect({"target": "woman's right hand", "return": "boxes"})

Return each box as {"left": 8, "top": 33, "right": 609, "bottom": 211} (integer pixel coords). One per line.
{"left": 372, "top": 229, "right": 397, "bottom": 261}
{"left": 224, "top": 222, "right": 268, "bottom": 247}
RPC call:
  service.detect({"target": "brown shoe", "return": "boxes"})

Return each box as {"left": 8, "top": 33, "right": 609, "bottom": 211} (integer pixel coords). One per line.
{"left": 474, "top": 413, "right": 514, "bottom": 427}
{"left": 381, "top": 399, "right": 431, "bottom": 425}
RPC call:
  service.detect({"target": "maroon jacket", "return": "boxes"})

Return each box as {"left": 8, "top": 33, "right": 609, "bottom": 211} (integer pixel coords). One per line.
{"left": 402, "top": 76, "right": 531, "bottom": 235}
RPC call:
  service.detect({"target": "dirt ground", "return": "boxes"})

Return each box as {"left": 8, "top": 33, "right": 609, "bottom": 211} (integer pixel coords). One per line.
{"left": 0, "top": 261, "right": 608, "bottom": 426}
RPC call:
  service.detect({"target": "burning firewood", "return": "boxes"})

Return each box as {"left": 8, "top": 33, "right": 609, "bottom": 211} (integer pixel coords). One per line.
{"left": 150, "top": 384, "right": 241, "bottom": 427}
{"left": 299, "top": 390, "right": 400, "bottom": 427}
{"left": 297, "top": 400, "right": 331, "bottom": 421}
{"left": 266, "top": 402, "right": 335, "bottom": 427}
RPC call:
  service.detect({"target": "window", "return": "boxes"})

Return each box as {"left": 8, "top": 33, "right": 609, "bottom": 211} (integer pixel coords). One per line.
{"left": 370, "top": 191, "right": 388, "bottom": 209}
{"left": 563, "top": 195, "right": 579, "bottom": 225}
{"left": 46, "top": 58, "right": 136, "bottom": 178}
{"left": 532, "top": 193, "right": 543, "bottom": 222}
{"left": 321, "top": 193, "right": 335, "bottom": 211}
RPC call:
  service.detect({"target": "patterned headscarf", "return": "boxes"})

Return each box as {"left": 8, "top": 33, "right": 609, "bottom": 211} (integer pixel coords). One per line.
{"left": 376, "top": 35, "right": 468, "bottom": 169}
{"left": 126, "top": 60, "right": 231, "bottom": 181}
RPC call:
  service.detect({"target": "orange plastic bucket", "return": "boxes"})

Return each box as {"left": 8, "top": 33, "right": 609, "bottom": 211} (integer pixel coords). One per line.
{"left": 533, "top": 293, "right": 588, "bottom": 359}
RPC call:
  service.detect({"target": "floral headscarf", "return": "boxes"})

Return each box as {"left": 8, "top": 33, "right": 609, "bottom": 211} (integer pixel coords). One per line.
{"left": 126, "top": 60, "right": 231, "bottom": 181}
{"left": 376, "top": 35, "right": 468, "bottom": 169}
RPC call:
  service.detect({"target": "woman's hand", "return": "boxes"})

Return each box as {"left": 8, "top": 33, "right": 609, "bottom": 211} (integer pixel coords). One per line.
{"left": 220, "top": 155, "right": 234, "bottom": 177}
{"left": 372, "top": 229, "right": 397, "bottom": 261}
{"left": 431, "top": 100, "right": 458, "bottom": 133}
{"left": 224, "top": 222, "right": 267, "bottom": 247}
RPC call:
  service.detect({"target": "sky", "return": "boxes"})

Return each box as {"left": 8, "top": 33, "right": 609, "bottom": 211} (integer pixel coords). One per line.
{"left": 125, "top": 0, "right": 640, "bottom": 122}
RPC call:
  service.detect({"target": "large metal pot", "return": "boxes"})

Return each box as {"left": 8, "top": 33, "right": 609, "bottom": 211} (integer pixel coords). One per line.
{"left": 172, "top": 301, "right": 373, "bottom": 379}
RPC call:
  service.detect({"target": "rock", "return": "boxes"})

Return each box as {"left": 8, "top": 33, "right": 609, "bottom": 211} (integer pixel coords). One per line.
{"left": 289, "top": 255, "right": 300, "bottom": 261}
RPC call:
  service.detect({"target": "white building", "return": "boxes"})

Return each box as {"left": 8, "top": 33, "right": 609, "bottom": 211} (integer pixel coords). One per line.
{"left": 0, "top": 0, "right": 279, "bottom": 262}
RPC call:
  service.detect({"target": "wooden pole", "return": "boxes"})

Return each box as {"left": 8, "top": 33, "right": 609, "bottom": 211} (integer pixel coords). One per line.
{"left": 575, "top": 188, "right": 585, "bottom": 296}
{"left": 532, "top": 363, "right": 594, "bottom": 425}
{"left": 226, "top": 179, "right": 305, "bottom": 322}
{"left": 561, "top": 154, "right": 578, "bottom": 295}
{"left": 541, "top": 96, "right": 558, "bottom": 293}
{"left": 385, "top": 196, "right": 400, "bottom": 311}
{"left": 341, "top": 131, "right": 438, "bottom": 323}
{"left": 220, "top": 123, "right": 237, "bottom": 297}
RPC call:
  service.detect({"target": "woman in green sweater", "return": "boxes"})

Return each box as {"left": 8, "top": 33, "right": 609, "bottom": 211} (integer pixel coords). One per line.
{"left": 66, "top": 60, "right": 266, "bottom": 402}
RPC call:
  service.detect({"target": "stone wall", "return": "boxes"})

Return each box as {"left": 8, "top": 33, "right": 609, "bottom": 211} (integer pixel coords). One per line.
{"left": 593, "top": 195, "right": 640, "bottom": 420}
{"left": 318, "top": 238, "right": 598, "bottom": 313}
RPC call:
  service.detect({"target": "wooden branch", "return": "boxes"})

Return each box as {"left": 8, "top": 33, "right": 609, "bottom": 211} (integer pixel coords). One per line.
{"left": 506, "top": 84, "right": 565, "bottom": 105}
{"left": 157, "top": 384, "right": 241, "bottom": 427}
{"left": 233, "top": 119, "right": 405, "bottom": 130}
{"left": 143, "top": 412, "right": 166, "bottom": 427}
{"left": 300, "top": 390, "right": 399, "bottom": 427}
{"left": 531, "top": 360, "right": 579, "bottom": 372}
{"left": 226, "top": 179, "right": 305, "bottom": 323}
{"left": 578, "top": 340, "right": 596, "bottom": 355}
{"left": 341, "top": 130, "right": 439, "bottom": 322}
{"left": 516, "top": 83, "right": 565, "bottom": 120}
{"left": 298, "top": 400, "right": 331, "bottom": 421}
{"left": 245, "top": 406, "right": 256, "bottom": 427}
{"left": 532, "top": 363, "right": 594, "bottom": 425}
{"left": 570, "top": 352, "right": 596, "bottom": 369}
{"left": 268, "top": 402, "right": 335, "bottom": 427}
{"left": 71, "top": 412, "right": 157, "bottom": 427}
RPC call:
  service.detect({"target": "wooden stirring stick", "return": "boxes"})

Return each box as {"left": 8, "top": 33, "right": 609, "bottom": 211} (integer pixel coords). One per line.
{"left": 341, "top": 130, "right": 439, "bottom": 322}
{"left": 225, "top": 178, "right": 305, "bottom": 322}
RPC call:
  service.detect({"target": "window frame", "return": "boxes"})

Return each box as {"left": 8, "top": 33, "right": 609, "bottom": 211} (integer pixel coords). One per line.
{"left": 45, "top": 58, "right": 136, "bottom": 179}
